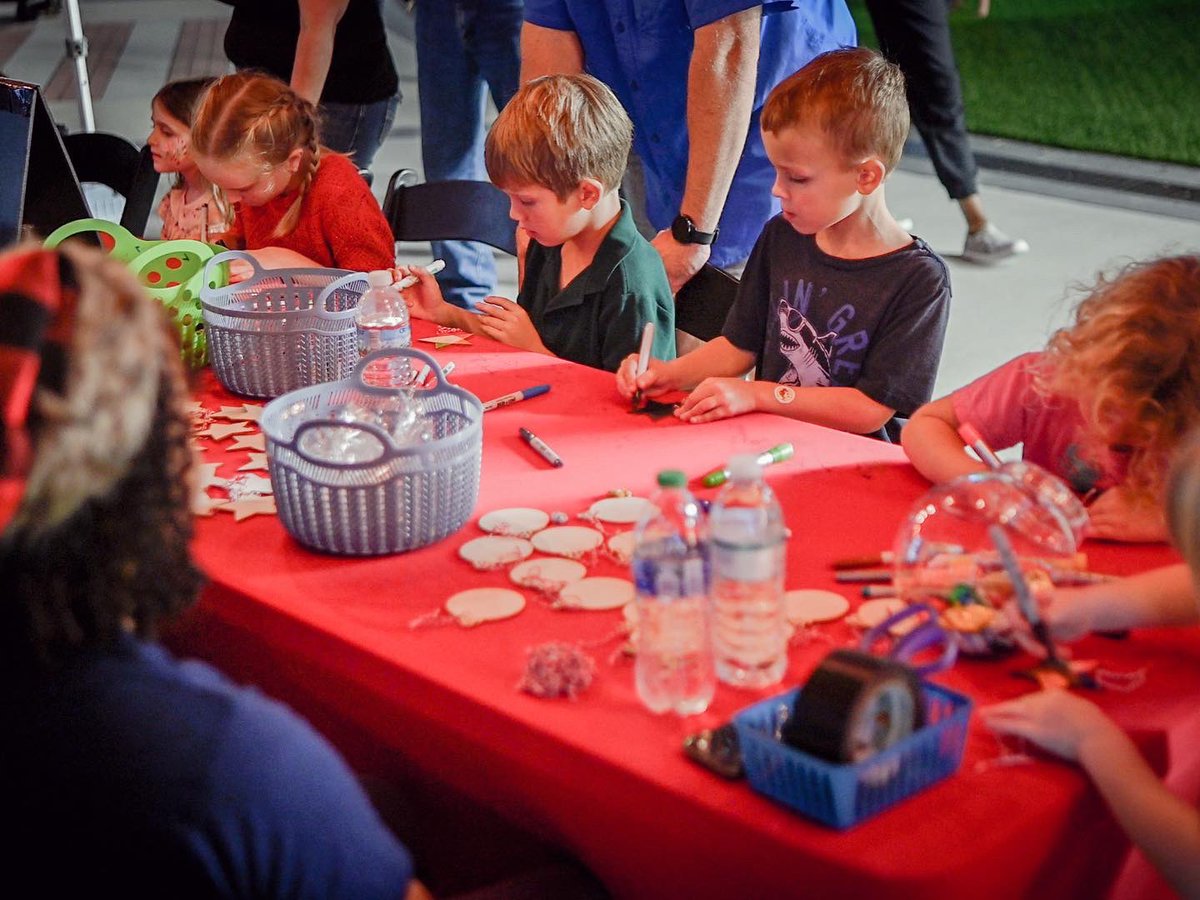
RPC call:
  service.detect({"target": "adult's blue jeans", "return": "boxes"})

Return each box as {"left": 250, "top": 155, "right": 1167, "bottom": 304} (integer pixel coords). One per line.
{"left": 321, "top": 93, "right": 400, "bottom": 171}
{"left": 414, "top": 0, "right": 522, "bottom": 309}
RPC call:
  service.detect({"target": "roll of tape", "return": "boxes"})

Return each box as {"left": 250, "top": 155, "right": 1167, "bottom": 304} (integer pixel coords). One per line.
{"left": 782, "top": 649, "right": 925, "bottom": 763}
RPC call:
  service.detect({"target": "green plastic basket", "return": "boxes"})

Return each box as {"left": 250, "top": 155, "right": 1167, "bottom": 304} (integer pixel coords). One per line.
{"left": 44, "top": 219, "right": 228, "bottom": 369}
{"left": 129, "top": 239, "right": 228, "bottom": 369}
{"left": 43, "top": 217, "right": 152, "bottom": 262}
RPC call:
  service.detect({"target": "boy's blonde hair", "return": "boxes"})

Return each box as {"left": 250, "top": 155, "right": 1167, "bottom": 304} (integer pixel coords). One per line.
{"left": 761, "top": 47, "right": 909, "bottom": 172}
{"left": 190, "top": 71, "right": 322, "bottom": 238}
{"left": 1038, "top": 254, "right": 1200, "bottom": 500}
{"left": 484, "top": 73, "right": 632, "bottom": 201}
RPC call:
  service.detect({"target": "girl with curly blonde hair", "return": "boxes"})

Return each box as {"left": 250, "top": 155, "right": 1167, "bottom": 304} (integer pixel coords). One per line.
{"left": 189, "top": 71, "right": 394, "bottom": 281}
{"left": 902, "top": 253, "right": 1200, "bottom": 542}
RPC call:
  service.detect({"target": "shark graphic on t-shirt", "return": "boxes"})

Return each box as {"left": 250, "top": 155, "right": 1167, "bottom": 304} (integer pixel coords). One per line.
{"left": 777, "top": 297, "right": 834, "bottom": 386}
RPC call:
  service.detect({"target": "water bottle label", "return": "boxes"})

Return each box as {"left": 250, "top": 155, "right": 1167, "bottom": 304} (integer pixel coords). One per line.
{"left": 357, "top": 324, "right": 412, "bottom": 357}
{"left": 711, "top": 540, "right": 784, "bottom": 582}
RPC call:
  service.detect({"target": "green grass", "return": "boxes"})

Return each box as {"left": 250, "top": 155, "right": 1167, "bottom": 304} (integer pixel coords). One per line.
{"left": 848, "top": 0, "right": 1200, "bottom": 166}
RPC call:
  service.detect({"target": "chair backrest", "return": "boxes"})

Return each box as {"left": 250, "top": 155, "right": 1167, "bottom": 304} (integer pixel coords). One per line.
{"left": 382, "top": 168, "right": 517, "bottom": 256}
{"left": 63, "top": 132, "right": 159, "bottom": 236}
{"left": 673, "top": 264, "right": 740, "bottom": 342}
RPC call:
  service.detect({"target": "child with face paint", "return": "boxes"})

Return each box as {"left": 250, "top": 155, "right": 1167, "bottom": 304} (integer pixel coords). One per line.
{"left": 148, "top": 77, "right": 225, "bottom": 242}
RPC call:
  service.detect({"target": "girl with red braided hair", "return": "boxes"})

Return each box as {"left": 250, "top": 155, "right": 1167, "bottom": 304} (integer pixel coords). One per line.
{"left": 190, "top": 71, "right": 395, "bottom": 282}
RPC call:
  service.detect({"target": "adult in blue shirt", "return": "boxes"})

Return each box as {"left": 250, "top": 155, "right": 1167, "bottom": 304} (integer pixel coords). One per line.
{"left": 0, "top": 244, "right": 427, "bottom": 900}
{"left": 521, "top": 1, "right": 856, "bottom": 293}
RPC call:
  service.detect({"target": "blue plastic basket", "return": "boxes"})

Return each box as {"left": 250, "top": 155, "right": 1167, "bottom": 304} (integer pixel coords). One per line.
{"left": 733, "top": 682, "right": 972, "bottom": 829}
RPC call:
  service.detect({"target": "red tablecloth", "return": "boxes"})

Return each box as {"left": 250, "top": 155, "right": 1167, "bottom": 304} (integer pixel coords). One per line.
{"left": 170, "top": 324, "right": 1191, "bottom": 899}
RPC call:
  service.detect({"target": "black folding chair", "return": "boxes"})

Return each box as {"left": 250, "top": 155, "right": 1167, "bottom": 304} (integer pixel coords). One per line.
{"left": 63, "top": 131, "right": 159, "bottom": 236}
{"left": 382, "top": 167, "right": 517, "bottom": 256}
{"left": 673, "top": 263, "right": 740, "bottom": 343}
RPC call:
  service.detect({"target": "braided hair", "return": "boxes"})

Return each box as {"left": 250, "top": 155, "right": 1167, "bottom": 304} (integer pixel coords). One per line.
{"left": 189, "top": 71, "right": 324, "bottom": 238}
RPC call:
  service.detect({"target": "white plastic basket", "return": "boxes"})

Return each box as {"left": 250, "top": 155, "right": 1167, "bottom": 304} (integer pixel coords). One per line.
{"left": 260, "top": 348, "right": 483, "bottom": 555}
{"left": 200, "top": 251, "right": 368, "bottom": 398}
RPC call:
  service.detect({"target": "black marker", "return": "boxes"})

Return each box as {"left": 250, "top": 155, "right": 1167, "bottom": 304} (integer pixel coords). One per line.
{"left": 519, "top": 427, "right": 563, "bottom": 468}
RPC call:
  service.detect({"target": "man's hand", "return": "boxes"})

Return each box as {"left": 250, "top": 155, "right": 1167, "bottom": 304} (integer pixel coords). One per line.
{"left": 652, "top": 230, "right": 710, "bottom": 294}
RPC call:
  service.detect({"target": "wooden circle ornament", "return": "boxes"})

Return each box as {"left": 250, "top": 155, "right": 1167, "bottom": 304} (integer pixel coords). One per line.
{"left": 445, "top": 588, "right": 526, "bottom": 627}
{"left": 587, "top": 496, "right": 654, "bottom": 525}
{"left": 531, "top": 525, "right": 604, "bottom": 558}
{"left": 558, "top": 577, "right": 635, "bottom": 611}
{"left": 478, "top": 507, "right": 550, "bottom": 537}
{"left": 458, "top": 535, "right": 533, "bottom": 569}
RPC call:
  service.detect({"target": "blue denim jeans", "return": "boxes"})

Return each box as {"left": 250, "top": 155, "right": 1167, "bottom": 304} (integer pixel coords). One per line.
{"left": 320, "top": 93, "right": 400, "bottom": 171}
{"left": 414, "top": 0, "right": 522, "bottom": 309}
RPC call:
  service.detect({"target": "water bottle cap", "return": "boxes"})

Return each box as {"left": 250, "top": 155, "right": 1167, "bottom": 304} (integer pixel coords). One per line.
{"left": 727, "top": 454, "right": 762, "bottom": 481}
{"left": 367, "top": 270, "right": 393, "bottom": 288}
{"left": 656, "top": 470, "right": 686, "bottom": 488}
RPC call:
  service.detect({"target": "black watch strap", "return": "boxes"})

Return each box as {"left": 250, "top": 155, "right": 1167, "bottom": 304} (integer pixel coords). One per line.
{"left": 671, "top": 214, "right": 718, "bottom": 246}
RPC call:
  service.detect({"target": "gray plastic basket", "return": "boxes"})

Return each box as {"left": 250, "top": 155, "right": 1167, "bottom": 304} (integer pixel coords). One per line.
{"left": 260, "top": 348, "right": 483, "bottom": 555}
{"left": 200, "top": 250, "right": 369, "bottom": 398}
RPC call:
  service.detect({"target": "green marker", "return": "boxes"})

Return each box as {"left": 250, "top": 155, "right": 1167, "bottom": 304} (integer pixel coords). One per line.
{"left": 699, "top": 443, "right": 794, "bottom": 488}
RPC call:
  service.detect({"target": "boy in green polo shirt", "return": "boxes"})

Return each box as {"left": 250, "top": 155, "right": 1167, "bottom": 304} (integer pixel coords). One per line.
{"left": 397, "top": 73, "right": 675, "bottom": 372}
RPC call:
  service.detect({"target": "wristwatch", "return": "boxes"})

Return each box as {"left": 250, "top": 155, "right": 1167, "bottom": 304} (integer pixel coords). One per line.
{"left": 671, "top": 214, "right": 719, "bottom": 246}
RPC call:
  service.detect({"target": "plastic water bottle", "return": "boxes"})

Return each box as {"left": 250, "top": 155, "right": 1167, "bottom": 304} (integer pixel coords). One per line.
{"left": 356, "top": 270, "right": 411, "bottom": 385}
{"left": 631, "top": 470, "right": 715, "bottom": 715}
{"left": 710, "top": 454, "right": 788, "bottom": 689}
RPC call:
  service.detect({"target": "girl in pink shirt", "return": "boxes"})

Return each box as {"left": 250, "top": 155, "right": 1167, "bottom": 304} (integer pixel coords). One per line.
{"left": 147, "top": 78, "right": 226, "bottom": 243}
{"left": 902, "top": 254, "right": 1200, "bottom": 542}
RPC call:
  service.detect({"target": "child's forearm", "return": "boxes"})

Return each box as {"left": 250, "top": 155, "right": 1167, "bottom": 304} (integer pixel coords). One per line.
{"left": 1074, "top": 564, "right": 1198, "bottom": 631}
{"left": 665, "top": 337, "right": 755, "bottom": 390}
{"left": 752, "top": 384, "right": 893, "bottom": 435}
{"left": 428, "top": 303, "right": 484, "bottom": 335}
{"left": 1079, "top": 725, "right": 1200, "bottom": 896}
{"left": 901, "top": 402, "right": 989, "bottom": 482}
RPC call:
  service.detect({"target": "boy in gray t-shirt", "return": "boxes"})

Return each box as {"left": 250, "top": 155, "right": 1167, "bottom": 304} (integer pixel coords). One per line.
{"left": 617, "top": 47, "right": 951, "bottom": 440}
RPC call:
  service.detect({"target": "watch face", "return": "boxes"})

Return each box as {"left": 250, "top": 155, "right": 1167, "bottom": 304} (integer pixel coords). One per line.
{"left": 672, "top": 215, "right": 717, "bottom": 245}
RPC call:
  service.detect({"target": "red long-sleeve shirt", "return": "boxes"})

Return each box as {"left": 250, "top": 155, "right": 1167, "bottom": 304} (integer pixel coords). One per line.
{"left": 227, "top": 153, "right": 394, "bottom": 273}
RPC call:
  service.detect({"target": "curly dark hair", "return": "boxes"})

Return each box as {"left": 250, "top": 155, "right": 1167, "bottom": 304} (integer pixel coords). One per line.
{"left": 0, "top": 372, "right": 203, "bottom": 672}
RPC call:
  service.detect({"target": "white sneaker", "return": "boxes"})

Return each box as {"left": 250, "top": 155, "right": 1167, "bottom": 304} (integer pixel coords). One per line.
{"left": 962, "top": 223, "right": 1029, "bottom": 264}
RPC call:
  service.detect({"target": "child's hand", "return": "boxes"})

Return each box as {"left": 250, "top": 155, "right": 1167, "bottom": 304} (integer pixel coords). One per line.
{"left": 227, "top": 257, "right": 255, "bottom": 284}
{"left": 981, "top": 690, "right": 1121, "bottom": 763}
{"left": 675, "top": 377, "right": 757, "bottom": 423}
{"left": 477, "top": 297, "right": 549, "bottom": 354}
{"left": 616, "top": 354, "right": 672, "bottom": 400}
{"left": 1086, "top": 487, "right": 1168, "bottom": 543}
{"left": 1002, "top": 585, "right": 1098, "bottom": 651}
{"left": 393, "top": 264, "right": 447, "bottom": 324}
{"left": 246, "top": 247, "right": 319, "bottom": 271}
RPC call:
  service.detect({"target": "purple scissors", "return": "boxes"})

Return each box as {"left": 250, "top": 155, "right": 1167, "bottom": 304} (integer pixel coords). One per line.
{"left": 860, "top": 602, "right": 958, "bottom": 675}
